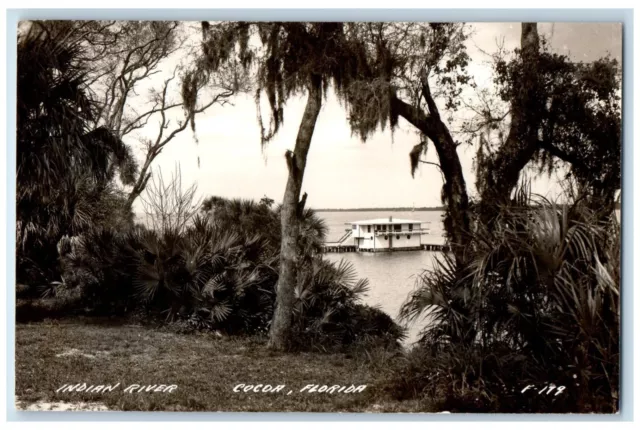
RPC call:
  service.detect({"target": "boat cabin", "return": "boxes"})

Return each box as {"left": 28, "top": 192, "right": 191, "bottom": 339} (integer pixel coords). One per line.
{"left": 346, "top": 216, "right": 428, "bottom": 252}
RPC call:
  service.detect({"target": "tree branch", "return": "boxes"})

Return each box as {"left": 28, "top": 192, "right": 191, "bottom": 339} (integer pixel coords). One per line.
{"left": 538, "top": 139, "right": 588, "bottom": 172}
{"left": 420, "top": 68, "right": 441, "bottom": 120}
{"left": 419, "top": 159, "right": 445, "bottom": 182}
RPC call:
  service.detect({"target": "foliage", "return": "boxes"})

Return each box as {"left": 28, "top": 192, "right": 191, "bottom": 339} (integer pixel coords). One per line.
{"left": 202, "top": 196, "right": 282, "bottom": 255}
{"left": 293, "top": 258, "right": 405, "bottom": 350}
{"left": 339, "top": 22, "right": 471, "bottom": 141}
{"left": 17, "top": 22, "right": 137, "bottom": 195}
{"left": 57, "top": 228, "right": 141, "bottom": 314}
{"left": 56, "top": 217, "right": 275, "bottom": 329}
{"left": 140, "top": 219, "right": 278, "bottom": 333}
{"left": 53, "top": 197, "right": 401, "bottom": 348}
{"left": 16, "top": 21, "right": 136, "bottom": 286}
{"left": 201, "top": 195, "right": 328, "bottom": 256}
{"left": 189, "top": 22, "right": 471, "bottom": 144}
{"left": 49, "top": 20, "right": 237, "bottom": 209}
{"left": 468, "top": 38, "right": 621, "bottom": 212}
{"left": 397, "top": 191, "right": 619, "bottom": 412}
{"left": 189, "top": 22, "right": 371, "bottom": 146}
{"left": 496, "top": 50, "right": 620, "bottom": 184}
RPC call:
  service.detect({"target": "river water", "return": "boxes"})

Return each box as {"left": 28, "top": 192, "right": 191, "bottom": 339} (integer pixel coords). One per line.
{"left": 319, "top": 209, "right": 621, "bottom": 345}
{"left": 318, "top": 210, "right": 446, "bottom": 345}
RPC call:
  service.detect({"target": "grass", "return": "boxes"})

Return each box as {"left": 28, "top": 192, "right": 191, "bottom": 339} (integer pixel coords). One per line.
{"left": 15, "top": 318, "right": 430, "bottom": 412}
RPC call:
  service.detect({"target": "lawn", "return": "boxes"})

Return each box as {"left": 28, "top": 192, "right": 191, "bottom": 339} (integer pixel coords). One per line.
{"left": 15, "top": 319, "right": 429, "bottom": 412}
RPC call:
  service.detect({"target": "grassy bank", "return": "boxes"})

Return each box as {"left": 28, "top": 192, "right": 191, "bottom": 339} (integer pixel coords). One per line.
{"left": 15, "top": 319, "right": 427, "bottom": 412}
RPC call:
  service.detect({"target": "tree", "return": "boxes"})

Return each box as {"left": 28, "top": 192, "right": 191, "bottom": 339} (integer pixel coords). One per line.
{"left": 474, "top": 24, "right": 545, "bottom": 215}
{"left": 475, "top": 37, "right": 621, "bottom": 217}
{"left": 16, "top": 21, "right": 135, "bottom": 284}
{"left": 343, "top": 22, "right": 620, "bottom": 260}
{"left": 337, "top": 22, "right": 473, "bottom": 264}
{"left": 58, "top": 20, "right": 238, "bottom": 211}
{"left": 188, "top": 22, "right": 364, "bottom": 350}
{"left": 386, "top": 24, "right": 621, "bottom": 411}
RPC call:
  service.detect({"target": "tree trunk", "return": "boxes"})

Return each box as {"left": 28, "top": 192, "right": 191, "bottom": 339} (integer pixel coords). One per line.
{"left": 268, "top": 75, "right": 322, "bottom": 351}
{"left": 391, "top": 96, "right": 470, "bottom": 265}
{"left": 388, "top": 24, "right": 542, "bottom": 264}
{"left": 478, "top": 23, "right": 542, "bottom": 219}
{"left": 123, "top": 169, "right": 151, "bottom": 213}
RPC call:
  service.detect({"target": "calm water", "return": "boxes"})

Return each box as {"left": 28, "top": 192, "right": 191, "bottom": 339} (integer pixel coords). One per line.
{"left": 318, "top": 210, "right": 447, "bottom": 345}
{"left": 320, "top": 209, "right": 621, "bottom": 345}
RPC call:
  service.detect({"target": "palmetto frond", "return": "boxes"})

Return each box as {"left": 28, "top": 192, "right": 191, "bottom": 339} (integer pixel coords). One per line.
{"left": 16, "top": 21, "right": 137, "bottom": 287}
{"left": 402, "top": 190, "right": 619, "bottom": 409}
{"left": 133, "top": 260, "right": 162, "bottom": 302}
{"left": 202, "top": 274, "right": 226, "bottom": 297}
{"left": 209, "top": 301, "right": 232, "bottom": 323}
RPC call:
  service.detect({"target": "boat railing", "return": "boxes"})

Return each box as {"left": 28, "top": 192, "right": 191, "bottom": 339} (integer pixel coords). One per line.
{"left": 351, "top": 228, "right": 431, "bottom": 237}
{"left": 373, "top": 229, "right": 430, "bottom": 235}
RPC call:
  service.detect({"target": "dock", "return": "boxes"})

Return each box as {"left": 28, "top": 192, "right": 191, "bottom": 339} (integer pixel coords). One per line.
{"left": 321, "top": 243, "right": 450, "bottom": 253}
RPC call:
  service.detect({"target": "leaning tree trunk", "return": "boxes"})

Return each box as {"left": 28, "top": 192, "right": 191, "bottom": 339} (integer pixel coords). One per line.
{"left": 391, "top": 95, "right": 471, "bottom": 266}
{"left": 432, "top": 122, "right": 471, "bottom": 266}
{"left": 268, "top": 75, "right": 322, "bottom": 351}
{"left": 386, "top": 24, "right": 541, "bottom": 263}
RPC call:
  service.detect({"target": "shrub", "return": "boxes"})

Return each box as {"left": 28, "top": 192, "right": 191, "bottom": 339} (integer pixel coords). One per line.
{"left": 58, "top": 229, "right": 140, "bottom": 314}
{"left": 293, "top": 258, "right": 405, "bottom": 351}
{"left": 135, "top": 217, "right": 279, "bottom": 334}
{"left": 57, "top": 218, "right": 278, "bottom": 331}
{"left": 56, "top": 204, "right": 404, "bottom": 351}
{"left": 389, "top": 342, "right": 582, "bottom": 412}
{"left": 396, "top": 196, "right": 620, "bottom": 413}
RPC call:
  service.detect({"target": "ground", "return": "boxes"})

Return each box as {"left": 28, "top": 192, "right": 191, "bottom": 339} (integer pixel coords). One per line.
{"left": 15, "top": 319, "right": 429, "bottom": 412}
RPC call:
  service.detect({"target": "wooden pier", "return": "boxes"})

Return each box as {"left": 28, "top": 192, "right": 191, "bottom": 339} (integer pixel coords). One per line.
{"left": 422, "top": 243, "right": 451, "bottom": 251}
{"left": 321, "top": 245, "right": 357, "bottom": 253}
{"left": 321, "top": 243, "right": 450, "bottom": 253}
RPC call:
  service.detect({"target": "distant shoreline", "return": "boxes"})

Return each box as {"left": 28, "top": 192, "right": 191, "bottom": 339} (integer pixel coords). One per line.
{"left": 315, "top": 203, "right": 620, "bottom": 212}
{"left": 313, "top": 207, "right": 445, "bottom": 212}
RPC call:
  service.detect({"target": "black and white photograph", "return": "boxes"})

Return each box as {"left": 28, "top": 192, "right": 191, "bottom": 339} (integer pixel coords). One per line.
{"left": 13, "top": 17, "right": 622, "bottom": 414}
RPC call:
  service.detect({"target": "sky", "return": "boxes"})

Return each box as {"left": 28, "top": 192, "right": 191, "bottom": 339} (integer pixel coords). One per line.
{"left": 128, "top": 22, "right": 622, "bottom": 212}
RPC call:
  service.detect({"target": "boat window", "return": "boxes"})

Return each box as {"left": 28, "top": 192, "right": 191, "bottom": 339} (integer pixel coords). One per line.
{"left": 367, "top": 225, "right": 371, "bottom": 233}
{"left": 394, "top": 224, "right": 401, "bottom": 232}
{"left": 407, "top": 235, "right": 411, "bottom": 239}
{"left": 396, "top": 235, "right": 400, "bottom": 240}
